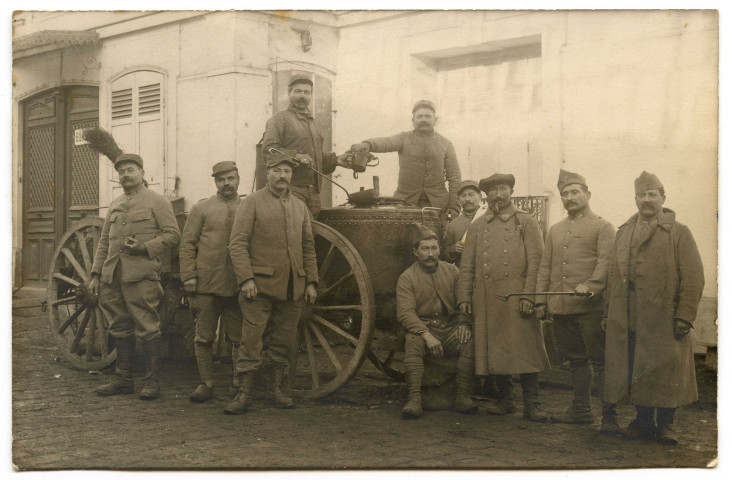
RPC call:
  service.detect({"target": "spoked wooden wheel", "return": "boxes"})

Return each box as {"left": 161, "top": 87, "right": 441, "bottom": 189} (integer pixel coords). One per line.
{"left": 293, "top": 222, "right": 375, "bottom": 400}
{"left": 47, "top": 218, "right": 116, "bottom": 370}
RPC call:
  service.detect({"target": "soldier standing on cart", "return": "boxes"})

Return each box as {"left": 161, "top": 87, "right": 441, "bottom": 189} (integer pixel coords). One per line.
{"left": 225, "top": 152, "right": 319, "bottom": 414}
{"left": 349, "top": 100, "right": 462, "bottom": 220}
{"left": 262, "top": 74, "right": 351, "bottom": 218}
{"left": 179, "top": 161, "right": 244, "bottom": 403}
{"left": 457, "top": 173, "right": 550, "bottom": 422}
{"left": 89, "top": 153, "right": 180, "bottom": 400}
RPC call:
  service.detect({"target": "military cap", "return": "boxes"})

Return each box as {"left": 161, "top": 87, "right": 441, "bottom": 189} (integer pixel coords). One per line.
{"left": 457, "top": 180, "right": 481, "bottom": 196}
{"left": 479, "top": 173, "right": 515, "bottom": 192}
{"left": 114, "top": 153, "right": 143, "bottom": 169}
{"left": 211, "top": 161, "right": 238, "bottom": 177}
{"left": 288, "top": 74, "right": 314, "bottom": 88}
{"left": 266, "top": 151, "right": 298, "bottom": 169}
{"left": 412, "top": 222, "right": 439, "bottom": 246}
{"left": 412, "top": 99, "right": 436, "bottom": 113}
{"left": 557, "top": 169, "right": 587, "bottom": 192}
{"left": 634, "top": 171, "right": 664, "bottom": 194}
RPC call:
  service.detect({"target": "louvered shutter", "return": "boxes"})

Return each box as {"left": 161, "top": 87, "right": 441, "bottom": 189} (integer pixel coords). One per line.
{"left": 109, "top": 70, "right": 165, "bottom": 196}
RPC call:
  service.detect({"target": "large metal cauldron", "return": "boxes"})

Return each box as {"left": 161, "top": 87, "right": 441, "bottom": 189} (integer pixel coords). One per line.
{"left": 318, "top": 197, "right": 444, "bottom": 326}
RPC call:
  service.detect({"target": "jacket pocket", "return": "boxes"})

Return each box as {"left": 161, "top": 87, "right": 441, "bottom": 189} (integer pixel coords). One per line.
{"left": 129, "top": 210, "right": 152, "bottom": 222}
{"left": 252, "top": 265, "right": 275, "bottom": 276}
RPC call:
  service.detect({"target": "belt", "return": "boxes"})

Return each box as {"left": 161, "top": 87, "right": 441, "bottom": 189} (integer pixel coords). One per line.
{"left": 421, "top": 315, "right": 451, "bottom": 328}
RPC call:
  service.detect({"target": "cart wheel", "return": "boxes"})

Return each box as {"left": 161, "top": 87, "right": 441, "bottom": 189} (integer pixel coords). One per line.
{"left": 293, "top": 221, "right": 375, "bottom": 400}
{"left": 47, "top": 218, "right": 116, "bottom": 370}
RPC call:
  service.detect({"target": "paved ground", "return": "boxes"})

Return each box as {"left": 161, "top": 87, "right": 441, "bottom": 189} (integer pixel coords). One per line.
{"left": 12, "top": 305, "right": 718, "bottom": 471}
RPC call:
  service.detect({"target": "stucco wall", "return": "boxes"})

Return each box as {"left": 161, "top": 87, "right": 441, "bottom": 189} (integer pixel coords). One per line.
{"left": 334, "top": 10, "right": 718, "bottom": 298}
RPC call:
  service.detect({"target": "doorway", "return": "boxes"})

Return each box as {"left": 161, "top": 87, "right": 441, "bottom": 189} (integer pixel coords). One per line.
{"left": 22, "top": 86, "right": 99, "bottom": 284}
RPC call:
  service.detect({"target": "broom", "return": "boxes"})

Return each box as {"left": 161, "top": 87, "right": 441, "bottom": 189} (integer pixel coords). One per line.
{"left": 83, "top": 127, "right": 149, "bottom": 187}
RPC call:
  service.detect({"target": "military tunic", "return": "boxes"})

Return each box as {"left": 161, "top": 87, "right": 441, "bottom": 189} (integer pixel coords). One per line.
{"left": 229, "top": 185, "right": 319, "bottom": 373}
{"left": 364, "top": 130, "right": 461, "bottom": 212}
{"left": 179, "top": 193, "right": 243, "bottom": 349}
{"left": 457, "top": 203, "right": 549, "bottom": 375}
{"left": 262, "top": 105, "right": 338, "bottom": 215}
{"left": 91, "top": 185, "right": 180, "bottom": 340}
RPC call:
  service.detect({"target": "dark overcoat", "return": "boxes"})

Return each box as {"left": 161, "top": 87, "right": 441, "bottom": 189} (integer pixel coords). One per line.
{"left": 457, "top": 203, "right": 550, "bottom": 375}
{"left": 604, "top": 209, "right": 704, "bottom": 407}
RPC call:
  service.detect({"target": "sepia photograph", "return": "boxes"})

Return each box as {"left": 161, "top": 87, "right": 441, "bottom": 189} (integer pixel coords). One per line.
{"left": 7, "top": 4, "right": 721, "bottom": 472}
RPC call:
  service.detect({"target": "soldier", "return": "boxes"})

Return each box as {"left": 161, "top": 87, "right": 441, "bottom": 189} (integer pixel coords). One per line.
{"left": 225, "top": 152, "right": 319, "bottom": 415}
{"left": 604, "top": 172, "right": 704, "bottom": 445}
{"left": 262, "top": 74, "right": 350, "bottom": 217}
{"left": 535, "top": 169, "right": 620, "bottom": 434}
{"left": 179, "top": 161, "right": 243, "bottom": 403}
{"left": 442, "top": 180, "right": 483, "bottom": 266}
{"left": 349, "top": 100, "right": 462, "bottom": 219}
{"left": 89, "top": 153, "right": 180, "bottom": 400}
{"left": 396, "top": 223, "right": 478, "bottom": 419}
{"left": 457, "top": 173, "right": 550, "bottom": 422}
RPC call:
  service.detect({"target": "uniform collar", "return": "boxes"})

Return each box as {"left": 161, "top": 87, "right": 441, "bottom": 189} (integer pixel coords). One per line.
{"left": 216, "top": 192, "right": 239, "bottom": 202}
{"left": 621, "top": 208, "right": 676, "bottom": 230}
{"left": 485, "top": 202, "right": 516, "bottom": 222}
{"left": 288, "top": 104, "right": 313, "bottom": 120}
{"left": 413, "top": 129, "right": 436, "bottom": 138}
{"left": 567, "top": 207, "right": 591, "bottom": 220}
{"left": 265, "top": 183, "right": 291, "bottom": 199}
{"left": 123, "top": 184, "right": 145, "bottom": 196}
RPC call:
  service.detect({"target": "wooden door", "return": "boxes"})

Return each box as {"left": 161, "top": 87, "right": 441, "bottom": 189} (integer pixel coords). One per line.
{"left": 22, "top": 87, "right": 99, "bottom": 284}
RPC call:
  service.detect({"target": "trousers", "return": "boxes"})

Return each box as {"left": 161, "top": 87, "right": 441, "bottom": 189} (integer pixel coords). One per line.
{"left": 190, "top": 294, "right": 242, "bottom": 346}
{"left": 99, "top": 264, "right": 163, "bottom": 341}
{"left": 235, "top": 294, "right": 304, "bottom": 373}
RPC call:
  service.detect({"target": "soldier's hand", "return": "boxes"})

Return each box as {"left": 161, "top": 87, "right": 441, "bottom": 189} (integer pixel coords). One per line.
{"left": 457, "top": 324, "right": 472, "bottom": 344}
{"left": 446, "top": 207, "right": 460, "bottom": 222}
{"left": 520, "top": 299, "right": 535, "bottom": 317}
{"left": 574, "top": 283, "right": 593, "bottom": 297}
{"left": 336, "top": 153, "right": 352, "bottom": 168}
{"left": 422, "top": 332, "right": 444, "bottom": 358}
{"left": 304, "top": 283, "right": 318, "bottom": 305}
{"left": 88, "top": 275, "right": 100, "bottom": 296}
{"left": 241, "top": 279, "right": 258, "bottom": 299}
{"left": 183, "top": 278, "right": 197, "bottom": 294}
{"left": 459, "top": 302, "right": 472, "bottom": 315}
{"left": 350, "top": 142, "right": 370, "bottom": 153}
{"left": 294, "top": 153, "right": 312, "bottom": 168}
{"left": 453, "top": 242, "right": 465, "bottom": 254}
{"left": 674, "top": 318, "right": 692, "bottom": 340}
{"left": 535, "top": 304, "right": 548, "bottom": 320}
{"left": 123, "top": 237, "right": 146, "bottom": 256}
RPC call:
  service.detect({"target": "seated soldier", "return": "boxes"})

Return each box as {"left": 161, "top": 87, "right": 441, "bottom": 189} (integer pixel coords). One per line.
{"left": 396, "top": 223, "right": 478, "bottom": 419}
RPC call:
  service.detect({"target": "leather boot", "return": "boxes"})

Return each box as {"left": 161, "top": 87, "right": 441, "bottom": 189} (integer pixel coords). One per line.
{"left": 454, "top": 356, "right": 478, "bottom": 414}
{"left": 224, "top": 372, "right": 254, "bottom": 415}
{"left": 271, "top": 365, "right": 295, "bottom": 409}
{"left": 485, "top": 375, "right": 517, "bottom": 415}
{"left": 139, "top": 338, "right": 161, "bottom": 400}
{"left": 600, "top": 403, "right": 623, "bottom": 436}
{"left": 657, "top": 424, "right": 679, "bottom": 445}
{"left": 95, "top": 336, "right": 135, "bottom": 396}
{"left": 401, "top": 365, "right": 423, "bottom": 419}
{"left": 551, "top": 363, "right": 594, "bottom": 424}
{"left": 521, "top": 373, "right": 549, "bottom": 422}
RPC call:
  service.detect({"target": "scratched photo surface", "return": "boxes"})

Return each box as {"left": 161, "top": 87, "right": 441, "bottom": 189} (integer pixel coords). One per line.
{"left": 10, "top": 10, "right": 718, "bottom": 470}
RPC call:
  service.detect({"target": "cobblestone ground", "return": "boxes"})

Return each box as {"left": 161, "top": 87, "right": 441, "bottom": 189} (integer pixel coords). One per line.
{"left": 12, "top": 307, "right": 717, "bottom": 470}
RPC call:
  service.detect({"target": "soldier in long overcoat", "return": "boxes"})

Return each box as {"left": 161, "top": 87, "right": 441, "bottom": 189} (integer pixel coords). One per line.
{"left": 604, "top": 171, "right": 704, "bottom": 445}
{"left": 457, "top": 173, "right": 550, "bottom": 422}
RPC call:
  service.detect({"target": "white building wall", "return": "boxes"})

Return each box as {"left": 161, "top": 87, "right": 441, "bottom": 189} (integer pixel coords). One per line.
{"left": 334, "top": 10, "right": 718, "bottom": 298}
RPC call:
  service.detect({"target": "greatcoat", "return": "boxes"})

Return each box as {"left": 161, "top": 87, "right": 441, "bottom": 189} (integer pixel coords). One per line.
{"left": 604, "top": 209, "right": 704, "bottom": 408}
{"left": 457, "top": 203, "right": 550, "bottom": 375}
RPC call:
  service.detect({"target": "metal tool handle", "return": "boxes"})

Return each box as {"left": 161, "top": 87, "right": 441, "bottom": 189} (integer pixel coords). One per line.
{"left": 268, "top": 148, "right": 352, "bottom": 202}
